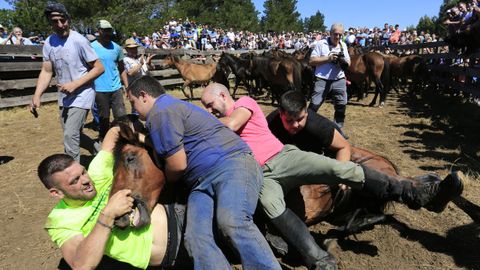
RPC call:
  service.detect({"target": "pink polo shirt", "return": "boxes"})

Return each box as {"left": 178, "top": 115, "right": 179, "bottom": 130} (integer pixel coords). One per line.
{"left": 227, "top": 96, "right": 284, "bottom": 166}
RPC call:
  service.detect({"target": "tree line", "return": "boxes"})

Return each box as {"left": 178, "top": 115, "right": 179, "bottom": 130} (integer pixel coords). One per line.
{"left": 1, "top": 0, "right": 459, "bottom": 38}
{"left": 1, "top": 0, "right": 326, "bottom": 36}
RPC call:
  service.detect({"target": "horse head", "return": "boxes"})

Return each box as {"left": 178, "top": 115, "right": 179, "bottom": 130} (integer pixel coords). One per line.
{"left": 111, "top": 116, "right": 166, "bottom": 229}
{"left": 161, "top": 54, "right": 178, "bottom": 69}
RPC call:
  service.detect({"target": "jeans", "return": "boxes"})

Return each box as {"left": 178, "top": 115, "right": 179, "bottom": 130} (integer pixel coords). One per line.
{"left": 259, "top": 145, "right": 365, "bottom": 219}
{"left": 184, "top": 152, "right": 280, "bottom": 270}
{"left": 95, "top": 89, "right": 127, "bottom": 140}
{"left": 309, "top": 78, "right": 348, "bottom": 127}
{"left": 59, "top": 107, "right": 99, "bottom": 162}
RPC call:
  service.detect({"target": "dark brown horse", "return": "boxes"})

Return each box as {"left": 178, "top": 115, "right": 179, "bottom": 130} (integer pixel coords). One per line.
{"left": 110, "top": 118, "right": 166, "bottom": 229}
{"left": 346, "top": 47, "right": 390, "bottom": 107}
{"left": 218, "top": 52, "right": 254, "bottom": 98}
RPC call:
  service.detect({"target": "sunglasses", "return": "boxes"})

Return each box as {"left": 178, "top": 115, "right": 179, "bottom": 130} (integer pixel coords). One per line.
{"left": 332, "top": 33, "right": 343, "bottom": 37}
{"left": 50, "top": 18, "right": 67, "bottom": 24}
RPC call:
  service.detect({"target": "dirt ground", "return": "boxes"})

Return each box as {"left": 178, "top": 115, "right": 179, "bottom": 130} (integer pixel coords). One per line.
{"left": 1, "top": 87, "right": 479, "bottom": 270}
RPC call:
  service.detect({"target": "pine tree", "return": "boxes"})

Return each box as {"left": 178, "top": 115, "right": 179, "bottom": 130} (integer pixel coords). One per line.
{"left": 261, "top": 0, "right": 302, "bottom": 33}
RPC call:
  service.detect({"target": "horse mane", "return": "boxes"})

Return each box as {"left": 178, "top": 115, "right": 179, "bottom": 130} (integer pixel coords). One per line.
{"left": 111, "top": 115, "right": 147, "bottom": 173}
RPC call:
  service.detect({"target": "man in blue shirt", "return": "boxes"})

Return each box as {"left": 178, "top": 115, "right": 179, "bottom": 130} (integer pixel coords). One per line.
{"left": 91, "top": 20, "right": 127, "bottom": 141}
{"left": 126, "top": 76, "right": 281, "bottom": 270}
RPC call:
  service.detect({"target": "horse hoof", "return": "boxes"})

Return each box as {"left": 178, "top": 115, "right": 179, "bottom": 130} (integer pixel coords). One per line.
{"left": 379, "top": 102, "right": 385, "bottom": 108}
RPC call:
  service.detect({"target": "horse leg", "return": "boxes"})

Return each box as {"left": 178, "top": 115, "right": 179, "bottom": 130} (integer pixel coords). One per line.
{"left": 233, "top": 77, "right": 240, "bottom": 98}
{"left": 189, "top": 84, "right": 194, "bottom": 100}
{"left": 181, "top": 82, "right": 191, "bottom": 100}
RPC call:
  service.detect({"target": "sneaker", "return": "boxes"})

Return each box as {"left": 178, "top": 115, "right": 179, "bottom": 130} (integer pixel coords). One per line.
{"left": 425, "top": 171, "right": 465, "bottom": 213}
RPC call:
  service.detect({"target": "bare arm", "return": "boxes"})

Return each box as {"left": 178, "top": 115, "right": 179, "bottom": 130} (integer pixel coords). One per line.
{"left": 60, "top": 189, "right": 134, "bottom": 270}
{"left": 219, "top": 107, "right": 252, "bottom": 132}
{"left": 165, "top": 148, "right": 187, "bottom": 183}
{"left": 30, "top": 61, "right": 54, "bottom": 111}
{"left": 57, "top": 59, "right": 105, "bottom": 94}
{"left": 118, "top": 61, "right": 128, "bottom": 88}
{"left": 329, "top": 129, "right": 351, "bottom": 162}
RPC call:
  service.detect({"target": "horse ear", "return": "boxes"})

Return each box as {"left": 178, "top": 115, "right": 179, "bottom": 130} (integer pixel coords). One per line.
{"left": 118, "top": 122, "right": 137, "bottom": 142}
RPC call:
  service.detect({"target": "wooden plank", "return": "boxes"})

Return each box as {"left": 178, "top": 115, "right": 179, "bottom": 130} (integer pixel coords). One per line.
{"left": 0, "top": 45, "right": 43, "bottom": 56}
{"left": 159, "top": 78, "right": 184, "bottom": 86}
{"left": 0, "top": 92, "right": 58, "bottom": 108}
{"left": 0, "top": 61, "right": 43, "bottom": 72}
{"left": 149, "top": 69, "right": 180, "bottom": 77}
{"left": 0, "top": 78, "right": 56, "bottom": 91}
{"left": 430, "top": 65, "right": 480, "bottom": 77}
{"left": 430, "top": 75, "right": 480, "bottom": 98}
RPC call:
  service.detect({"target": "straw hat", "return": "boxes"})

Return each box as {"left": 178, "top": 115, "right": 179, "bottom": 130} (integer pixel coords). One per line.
{"left": 124, "top": 38, "right": 139, "bottom": 48}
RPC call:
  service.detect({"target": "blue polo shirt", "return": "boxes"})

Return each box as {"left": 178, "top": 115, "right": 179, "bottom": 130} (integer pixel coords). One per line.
{"left": 91, "top": 40, "right": 123, "bottom": 92}
{"left": 146, "top": 94, "right": 250, "bottom": 186}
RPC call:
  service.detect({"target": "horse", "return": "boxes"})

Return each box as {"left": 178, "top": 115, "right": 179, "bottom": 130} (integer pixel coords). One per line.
{"left": 161, "top": 54, "right": 218, "bottom": 100}
{"left": 110, "top": 117, "right": 425, "bottom": 235}
{"left": 110, "top": 117, "right": 166, "bottom": 229}
{"left": 246, "top": 52, "right": 303, "bottom": 105}
{"left": 346, "top": 47, "right": 391, "bottom": 107}
{"left": 218, "top": 52, "right": 254, "bottom": 98}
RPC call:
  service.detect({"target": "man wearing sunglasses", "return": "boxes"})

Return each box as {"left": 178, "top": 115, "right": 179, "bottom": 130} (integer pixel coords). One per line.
{"left": 30, "top": 2, "right": 104, "bottom": 162}
{"left": 308, "top": 23, "right": 350, "bottom": 135}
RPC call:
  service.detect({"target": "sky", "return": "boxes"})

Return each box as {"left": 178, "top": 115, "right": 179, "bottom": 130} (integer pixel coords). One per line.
{"left": 1, "top": 0, "right": 444, "bottom": 30}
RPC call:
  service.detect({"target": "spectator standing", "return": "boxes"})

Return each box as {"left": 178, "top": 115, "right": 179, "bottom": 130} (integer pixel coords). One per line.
{"left": 91, "top": 20, "right": 127, "bottom": 141}
{"left": 389, "top": 24, "right": 401, "bottom": 44}
{"left": 30, "top": 2, "right": 104, "bottom": 162}
{"left": 308, "top": 23, "right": 350, "bottom": 131}
{"left": 381, "top": 23, "right": 390, "bottom": 45}
{"left": 1, "top": 26, "right": 33, "bottom": 45}
{"left": 123, "top": 38, "right": 155, "bottom": 86}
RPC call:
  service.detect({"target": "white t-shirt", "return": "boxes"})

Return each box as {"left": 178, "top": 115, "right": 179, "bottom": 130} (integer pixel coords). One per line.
{"left": 123, "top": 56, "right": 149, "bottom": 84}
{"left": 311, "top": 38, "right": 350, "bottom": 80}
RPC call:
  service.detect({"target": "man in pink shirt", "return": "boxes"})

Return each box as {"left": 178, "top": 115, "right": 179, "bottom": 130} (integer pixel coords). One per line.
{"left": 201, "top": 83, "right": 464, "bottom": 270}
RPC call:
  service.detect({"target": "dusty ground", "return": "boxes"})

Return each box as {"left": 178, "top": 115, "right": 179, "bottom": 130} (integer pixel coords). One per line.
{"left": 1, "top": 86, "right": 479, "bottom": 270}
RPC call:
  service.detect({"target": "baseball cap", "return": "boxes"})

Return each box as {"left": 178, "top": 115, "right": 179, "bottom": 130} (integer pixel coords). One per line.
{"left": 97, "top": 19, "right": 113, "bottom": 29}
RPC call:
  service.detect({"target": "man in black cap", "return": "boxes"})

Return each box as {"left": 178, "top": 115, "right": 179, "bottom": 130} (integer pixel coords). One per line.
{"left": 30, "top": 2, "right": 104, "bottom": 162}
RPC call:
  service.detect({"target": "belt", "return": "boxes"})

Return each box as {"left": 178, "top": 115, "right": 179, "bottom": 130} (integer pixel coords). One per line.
{"left": 316, "top": 77, "right": 345, "bottom": 82}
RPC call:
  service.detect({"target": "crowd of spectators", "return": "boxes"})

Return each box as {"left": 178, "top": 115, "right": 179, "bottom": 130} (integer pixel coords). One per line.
{"left": 0, "top": 18, "right": 443, "bottom": 51}
{"left": 2, "top": 0, "right": 479, "bottom": 51}
{"left": 442, "top": 0, "right": 480, "bottom": 35}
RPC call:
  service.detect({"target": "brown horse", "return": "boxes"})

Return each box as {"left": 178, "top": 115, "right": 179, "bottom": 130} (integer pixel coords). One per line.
{"left": 110, "top": 118, "right": 166, "bottom": 229}
{"left": 162, "top": 54, "right": 218, "bottom": 100}
{"left": 109, "top": 117, "right": 413, "bottom": 233}
{"left": 346, "top": 47, "right": 390, "bottom": 107}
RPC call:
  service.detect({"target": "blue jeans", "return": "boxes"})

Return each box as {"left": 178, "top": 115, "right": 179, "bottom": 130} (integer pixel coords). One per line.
{"left": 184, "top": 152, "right": 280, "bottom": 270}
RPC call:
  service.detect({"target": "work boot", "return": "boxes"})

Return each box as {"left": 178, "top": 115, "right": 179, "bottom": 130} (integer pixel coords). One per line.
{"left": 425, "top": 171, "right": 465, "bottom": 213}
{"left": 270, "top": 209, "right": 337, "bottom": 270}
{"left": 361, "top": 165, "right": 464, "bottom": 212}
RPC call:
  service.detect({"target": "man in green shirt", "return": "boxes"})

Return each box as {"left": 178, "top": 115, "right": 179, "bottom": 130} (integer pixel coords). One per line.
{"left": 39, "top": 124, "right": 184, "bottom": 269}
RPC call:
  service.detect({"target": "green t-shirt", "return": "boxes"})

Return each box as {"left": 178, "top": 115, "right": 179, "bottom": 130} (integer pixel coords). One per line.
{"left": 44, "top": 150, "right": 153, "bottom": 269}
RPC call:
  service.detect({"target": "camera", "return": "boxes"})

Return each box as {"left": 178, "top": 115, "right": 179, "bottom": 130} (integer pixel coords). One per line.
{"left": 332, "top": 52, "right": 349, "bottom": 71}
